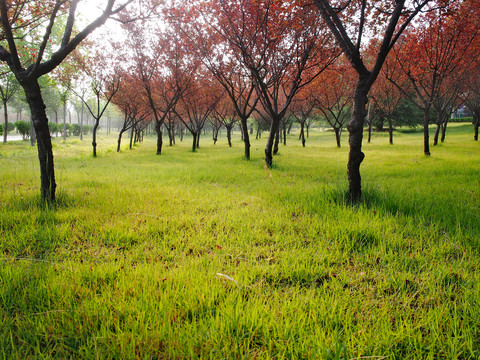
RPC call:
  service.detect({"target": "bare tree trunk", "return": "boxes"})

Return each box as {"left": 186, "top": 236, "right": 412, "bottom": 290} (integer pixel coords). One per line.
{"left": 474, "top": 113, "right": 479, "bottom": 141}
{"left": 117, "top": 129, "right": 126, "bottom": 152}
{"left": 129, "top": 127, "right": 134, "bottom": 149}
{"left": 334, "top": 127, "right": 341, "bottom": 148}
{"left": 265, "top": 118, "right": 280, "bottom": 166}
{"left": 155, "top": 120, "right": 163, "bottom": 155}
{"left": 226, "top": 125, "right": 232, "bottom": 147}
{"left": 441, "top": 118, "right": 448, "bottom": 143}
{"left": 240, "top": 117, "right": 250, "bottom": 159}
{"left": 367, "top": 121, "right": 372, "bottom": 143}
{"left": 273, "top": 125, "right": 280, "bottom": 155}
{"left": 347, "top": 77, "right": 368, "bottom": 201}
{"left": 433, "top": 123, "right": 441, "bottom": 146}
{"left": 300, "top": 122, "right": 305, "bottom": 147}
{"left": 388, "top": 117, "right": 393, "bottom": 145}
{"left": 24, "top": 79, "right": 56, "bottom": 202}
{"left": 423, "top": 108, "right": 431, "bottom": 156}
{"left": 192, "top": 132, "right": 197, "bottom": 152}
{"left": 92, "top": 119, "right": 99, "bottom": 157}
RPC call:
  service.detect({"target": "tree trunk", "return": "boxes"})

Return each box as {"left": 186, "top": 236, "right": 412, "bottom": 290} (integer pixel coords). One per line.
{"left": 30, "top": 117, "right": 36, "bottom": 146}
{"left": 441, "top": 118, "right": 448, "bottom": 143}
{"left": 23, "top": 79, "right": 56, "bottom": 202}
{"left": 92, "top": 119, "right": 100, "bottom": 157}
{"left": 347, "top": 77, "right": 368, "bottom": 201}
{"left": 367, "top": 121, "right": 372, "bottom": 143}
{"left": 433, "top": 122, "right": 441, "bottom": 146}
{"left": 273, "top": 125, "right": 280, "bottom": 155}
{"left": 265, "top": 117, "right": 280, "bottom": 167}
{"left": 155, "top": 120, "right": 163, "bottom": 155}
{"left": 423, "top": 108, "right": 431, "bottom": 156}
{"left": 3, "top": 100, "right": 8, "bottom": 144}
{"left": 473, "top": 113, "right": 479, "bottom": 141}
{"left": 226, "top": 126, "right": 232, "bottom": 147}
{"left": 192, "top": 131, "right": 197, "bottom": 152}
{"left": 300, "top": 122, "right": 305, "bottom": 147}
{"left": 240, "top": 117, "right": 250, "bottom": 160}
{"left": 334, "top": 127, "right": 341, "bottom": 148}
{"left": 129, "top": 127, "right": 134, "bottom": 149}
{"left": 388, "top": 117, "right": 393, "bottom": 145}
{"left": 287, "top": 121, "right": 293, "bottom": 135}
{"left": 117, "top": 129, "right": 126, "bottom": 152}
{"left": 282, "top": 121, "right": 287, "bottom": 145}
{"left": 196, "top": 131, "right": 200, "bottom": 148}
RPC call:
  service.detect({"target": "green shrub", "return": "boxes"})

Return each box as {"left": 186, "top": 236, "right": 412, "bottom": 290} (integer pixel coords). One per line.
{"left": 48, "top": 122, "right": 61, "bottom": 134}
{"left": 15, "top": 120, "right": 30, "bottom": 139}
{"left": 0, "top": 124, "right": 3, "bottom": 136}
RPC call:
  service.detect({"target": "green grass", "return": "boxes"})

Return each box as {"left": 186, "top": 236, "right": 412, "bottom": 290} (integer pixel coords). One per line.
{"left": 0, "top": 124, "right": 479, "bottom": 359}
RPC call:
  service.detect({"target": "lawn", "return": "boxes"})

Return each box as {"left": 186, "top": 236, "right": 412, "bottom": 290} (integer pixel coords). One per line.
{"left": 0, "top": 124, "right": 479, "bottom": 359}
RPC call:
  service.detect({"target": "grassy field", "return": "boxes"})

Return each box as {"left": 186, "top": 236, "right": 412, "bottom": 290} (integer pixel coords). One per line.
{"left": 0, "top": 124, "right": 479, "bottom": 359}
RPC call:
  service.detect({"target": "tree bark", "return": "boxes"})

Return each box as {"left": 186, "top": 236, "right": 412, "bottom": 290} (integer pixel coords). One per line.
{"left": 334, "top": 127, "right": 341, "bottom": 148}
{"left": 117, "top": 129, "right": 126, "bottom": 152}
{"left": 347, "top": 77, "right": 368, "bottom": 201}
{"left": 92, "top": 119, "right": 99, "bottom": 157}
{"left": 440, "top": 118, "right": 448, "bottom": 143}
{"left": 23, "top": 79, "right": 56, "bottom": 202}
{"left": 240, "top": 117, "right": 250, "bottom": 160}
{"left": 367, "top": 121, "right": 372, "bottom": 143}
{"left": 129, "top": 127, "right": 134, "bottom": 149}
{"left": 422, "top": 108, "right": 431, "bottom": 156}
{"left": 388, "top": 117, "right": 393, "bottom": 145}
{"left": 273, "top": 125, "right": 280, "bottom": 155}
{"left": 226, "top": 125, "right": 232, "bottom": 147}
{"left": 265, "top": 117, "right": 280, "bottom": 166}
{"left": 155, "top": 120, "right": 163, "bottom": 155}
{"left": 474, "top": 113, "right": 479, "bottom": 141}
{"left": 300, "top": 122, "right": 305, "bottom": 147}
{"left": 433, "top": 122, "right": 441, "bottom": 146}
{"left": 192, "top": 132, "right": 197, "bottom": 152}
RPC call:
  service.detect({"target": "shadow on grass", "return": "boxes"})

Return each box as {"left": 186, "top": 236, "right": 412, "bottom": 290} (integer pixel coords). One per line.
{"left": 327, "top": 186, "right": 480, "bottom": 252}
{"left": 9, "top": 190, "right": 79, "bottom": 212}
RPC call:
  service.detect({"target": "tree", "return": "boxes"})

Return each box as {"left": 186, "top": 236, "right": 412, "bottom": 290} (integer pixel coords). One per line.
{"left": 112, "top": 74, "right": 151, "bottom": 152}
{"left": 313, "top": 0, "right": 446, "bottom": 200}
{"left": 211, "top": 96, "right": 239, "bottom": 147}
{"left": 122, "top": 14, "right": 194, "bottom": 156}
{"left": 173, "top": 4, "right": 259, "bottom": 159}
{"left": 289, "top": 87, "right": 317, "bottom": 147}
{"left": 371, "top": 54, "right": 405, "bottom": 145}
{"left": 71, "top": 49, "right": 120, "bottom": 157}
{"left": 460, "top": 63, "right": 480, "bottom": 141}
{"left": 174, "top": 71, "right": 222, "bottom": 152}
{"left": 0, "top": 0, "right": 133, "bottom": 202}
{"left": 0, "top": 65, "right": 19, "bottom": 143}
{"left": 204, "top": 0, "right": 338, "bottom": 166}
{"left": 391, "top": 1, "right": 479, "bottom": 155}
{"left": 313, "top": 61, "right": 355, "bottom": 147}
